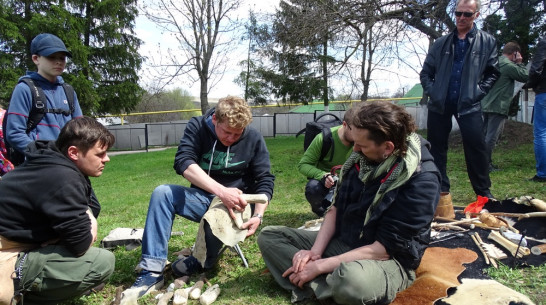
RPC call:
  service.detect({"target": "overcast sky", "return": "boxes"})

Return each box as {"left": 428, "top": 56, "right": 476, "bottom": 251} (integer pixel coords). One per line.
{"left": 134, "top": 0, "right": 423, "bottom": 100}
{"left": 135, "top": 1, "right": 279, "bottom": 99}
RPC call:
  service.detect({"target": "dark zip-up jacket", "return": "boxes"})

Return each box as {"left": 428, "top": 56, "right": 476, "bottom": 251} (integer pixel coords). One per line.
{"left": 333, "top": 137, "right": 440, "bottom": 270}
{"left": 0, "top": 141, "right": 95, "bottom": 256}
{"left": 173, "top": 108, "right": 275, "bottom": 201}
{"left": 528, "top": 37, "right": 546, "bottom": 95}
{"left": 420, "top": 25, "right": 500, "bottom": 116}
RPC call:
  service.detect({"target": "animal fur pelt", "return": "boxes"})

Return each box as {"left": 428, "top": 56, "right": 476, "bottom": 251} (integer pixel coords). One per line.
{"left": 437, "top": 278, "right": 535, "bottom": 305}
{"left": 389, "top": 247, "right": 477, "bottom": 305}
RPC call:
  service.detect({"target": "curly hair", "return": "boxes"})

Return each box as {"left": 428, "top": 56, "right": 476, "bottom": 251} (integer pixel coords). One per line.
{"left": 349, "top": 101, "right": 416, "bottom": 155}
{"left": 215, "top": 96, "right": 253, "bottom": 129}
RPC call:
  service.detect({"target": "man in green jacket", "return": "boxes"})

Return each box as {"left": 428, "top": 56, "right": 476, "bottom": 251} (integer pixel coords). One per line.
{"left": 297, "top": 109, "right": 354, "bottom": 216}
{"left": 481, "top": 42, "right": 529, "bottom": 172}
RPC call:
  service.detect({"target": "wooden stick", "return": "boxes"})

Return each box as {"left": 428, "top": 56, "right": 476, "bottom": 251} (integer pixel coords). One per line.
{"left": 471, "top": 233, "right": 490, "bottom": 265}
{"left": 473, "top": 233, "right": 498, "bottom": 268}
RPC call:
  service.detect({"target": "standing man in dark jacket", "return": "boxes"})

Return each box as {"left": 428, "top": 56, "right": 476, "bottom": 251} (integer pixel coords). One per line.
{"left": 0, "top": 117, "right": 115, "bottom": 305}
{"left": 258, "top": 101, "right": 440, "bottom": 305}
{"left": 128, "top": 96, "right": 275, "bottom": 298}
{"left": 528, "top": 37, "right": 546, "bottom": 182}
{"left": 420, "top": 0, "right": 500, "bottom": 204}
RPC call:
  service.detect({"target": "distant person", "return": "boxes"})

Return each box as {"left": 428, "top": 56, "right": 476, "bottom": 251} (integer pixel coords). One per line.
{"left": 481, "top": 42, "right": 529, "bottom": 172}
{"left": 127, "top": 96, "right": 275, "bottom": 298}
{"left": 297, "top": 109, "right": 354, "bottom": 216}
{"left": 4, "top": 33, "right": 82, "bottom": 164}
{"left": 258, "top": 101, "right": 440, "bottom": 305}
{"left": 0, "top": 108, "right": 14, "bottom": 176}
{"left": 527, "top": 36, "right": 546, "bottom": 182}
{"left": 0, "top": 117, "right": 115, "bottom": 305}
{"left": 420, "top": 0, "right": 500, "bottom": 205}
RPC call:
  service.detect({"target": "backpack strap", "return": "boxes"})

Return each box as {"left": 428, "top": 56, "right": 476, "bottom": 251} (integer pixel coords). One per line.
{"left": 319, "top": 127, "right": 335, "bottom": 162}
{"left": 61, "top": 83, "right": 75, "bottom": 115}
{"left": 18, "top": 78, "right": 47, "bottom": 133}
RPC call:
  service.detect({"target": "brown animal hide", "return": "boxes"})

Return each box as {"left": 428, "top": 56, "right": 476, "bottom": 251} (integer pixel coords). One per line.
{"left": 389, "top": 247, "right": 477, "bottom": 305}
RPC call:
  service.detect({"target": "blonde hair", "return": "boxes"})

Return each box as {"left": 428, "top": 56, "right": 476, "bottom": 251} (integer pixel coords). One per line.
{"left": 215, "top": 96, "right": 252, "bottom": 129}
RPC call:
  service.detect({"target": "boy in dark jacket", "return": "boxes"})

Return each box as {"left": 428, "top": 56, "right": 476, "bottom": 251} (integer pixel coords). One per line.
{"left": 0, "top": 117, "right": 115, "bottom": 305}
{"left": 129, "top": 96, "right": 275, "bottom": 298}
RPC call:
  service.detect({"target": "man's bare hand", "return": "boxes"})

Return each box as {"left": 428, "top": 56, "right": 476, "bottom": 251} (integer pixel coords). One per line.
{"left": 241, "top": 217, "right": 261, "bottom": 236}
{"left": 86, "top": 209, "right": 98, "bottom": 243}
{"left": 218, "top": 187, "right": 247, "bottom": 219}
{"left": 282, "top": 260, "right": 322, "bottom": 288}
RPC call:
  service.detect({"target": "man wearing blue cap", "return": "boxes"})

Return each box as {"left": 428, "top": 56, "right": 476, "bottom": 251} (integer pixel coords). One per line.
{"left": 4, "top": 33, "right": 83, "bottom": 165}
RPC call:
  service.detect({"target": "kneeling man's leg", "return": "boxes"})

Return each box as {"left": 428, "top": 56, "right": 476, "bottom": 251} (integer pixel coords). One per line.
{"left": 19, "top": 245, "right": 115, "bottom": 305}
{"left": 326, "top": 259, "right": 414, "bottom": 305}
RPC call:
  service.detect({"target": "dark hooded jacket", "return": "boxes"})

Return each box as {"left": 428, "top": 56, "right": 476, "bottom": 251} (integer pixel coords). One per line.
{"left": 333, "top": 136, "right": 440, "bottom": 270}
{"left": 420, "top": 25, "right": 500, "bottom": 116}
{"left": 173, "top": 108, "right": 275, "bottom": 201}
{"left": 528, "top": 37, "right": 546, "bottom": 95}
{"left": 0, "top": 141, "right": 94, "bottom": 256}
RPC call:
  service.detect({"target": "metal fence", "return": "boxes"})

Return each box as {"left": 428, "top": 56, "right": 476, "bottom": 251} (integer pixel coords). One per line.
{"left": 105, "top": 96, "right": 535, "bottom": 151}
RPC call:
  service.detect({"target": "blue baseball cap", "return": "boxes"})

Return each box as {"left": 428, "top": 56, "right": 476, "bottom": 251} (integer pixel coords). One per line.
{"left": 30, "top": 33, "right": 72, "bottom": 57}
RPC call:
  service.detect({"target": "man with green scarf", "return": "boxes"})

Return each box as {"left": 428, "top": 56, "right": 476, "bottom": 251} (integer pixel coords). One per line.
{"left": 258, "top": 101, "right": 441, "bottom": 305}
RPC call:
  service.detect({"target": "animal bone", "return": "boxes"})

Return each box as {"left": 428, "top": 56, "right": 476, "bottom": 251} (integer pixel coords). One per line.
{"left": 199, "top": 284, "right": 221, "bottom": 305}
{"left": 487, "top": 231, "right": 530, "bottom": 258}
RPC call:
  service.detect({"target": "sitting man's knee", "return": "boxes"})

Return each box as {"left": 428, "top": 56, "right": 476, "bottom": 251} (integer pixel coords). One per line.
{"left": 328, "top": 262, "right": 387, "bottom": 305}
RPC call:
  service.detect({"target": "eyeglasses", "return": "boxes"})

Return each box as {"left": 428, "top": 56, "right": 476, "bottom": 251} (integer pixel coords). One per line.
{"left": 455, "top": 11, "right": 476, "bottom": 17}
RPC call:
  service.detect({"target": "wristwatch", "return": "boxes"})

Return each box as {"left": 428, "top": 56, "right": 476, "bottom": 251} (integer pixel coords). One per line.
{"left": 252, "top": 213, "right": 263, "bottom": 225}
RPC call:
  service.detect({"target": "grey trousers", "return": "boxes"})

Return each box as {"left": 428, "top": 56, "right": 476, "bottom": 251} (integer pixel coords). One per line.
{"left": 257, "top": 226, "right": 415, "bottom": 305}
{"left": 483, "top": 112, "right": 507, "bottom": 165}
{"left": 16, "top": 245, "right": 115, "bottom": 305}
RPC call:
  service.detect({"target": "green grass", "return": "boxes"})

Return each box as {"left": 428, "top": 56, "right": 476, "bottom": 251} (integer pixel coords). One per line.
{"left": 65, "top": 135, "right": 545, "bottom": 305}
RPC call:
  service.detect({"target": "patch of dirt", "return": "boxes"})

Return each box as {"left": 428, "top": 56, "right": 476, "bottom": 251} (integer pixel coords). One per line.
{"left": 448, "top": 120, "right": 534, "bottom": 149}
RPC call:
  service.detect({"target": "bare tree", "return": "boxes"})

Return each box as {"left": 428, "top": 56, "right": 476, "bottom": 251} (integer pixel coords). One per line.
{"left": 141, "top": 0, "right": 241, "bottom": 113}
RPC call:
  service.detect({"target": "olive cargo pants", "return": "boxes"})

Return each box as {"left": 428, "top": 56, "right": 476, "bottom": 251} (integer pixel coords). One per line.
{"left": 257, "top": 226, "right": 415, "bottom": 305}
{"left": 15, "top": 245, "right": 114, "bottom": 305}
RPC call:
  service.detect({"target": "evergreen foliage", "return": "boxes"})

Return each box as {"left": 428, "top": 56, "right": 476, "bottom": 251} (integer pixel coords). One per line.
{"left": 0, "top": 0, "right": 143, "bottom": 115}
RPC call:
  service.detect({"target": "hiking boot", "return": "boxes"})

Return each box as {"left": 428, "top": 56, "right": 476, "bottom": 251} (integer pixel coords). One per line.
{"left": 171, "top": 255, "right": 203, "bottom": 277}
{"left": 125, "top": 270, "right": 164, "bottom": 298}
{"left": 434, "top": 192, "right": 455, "bottom": 219}
{"left": 529, "top": 175, "right": 546, "bottom": 182}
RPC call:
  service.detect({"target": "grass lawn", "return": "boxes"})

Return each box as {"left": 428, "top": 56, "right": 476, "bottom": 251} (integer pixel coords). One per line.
{"left": 68, "top": 132, "right": 545, "bottom": 305}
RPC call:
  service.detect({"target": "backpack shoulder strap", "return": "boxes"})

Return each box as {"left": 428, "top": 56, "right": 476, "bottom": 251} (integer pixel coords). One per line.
{"left": 18, "top": 78, "right": 47, "bottom": 133}
{"left": 61, "top": 83, "right": 75, "bottom": 115}
{"left": 319, "top": 127, "right": 334, "bottom": 162}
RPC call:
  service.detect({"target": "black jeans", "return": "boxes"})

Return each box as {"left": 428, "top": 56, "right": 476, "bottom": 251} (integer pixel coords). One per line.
{"left": 427, "top": 105, "right": 491, "bottom": 196}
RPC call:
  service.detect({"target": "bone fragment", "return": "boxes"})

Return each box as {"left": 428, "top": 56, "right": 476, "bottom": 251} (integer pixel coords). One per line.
{"left": 488, "top": 231, "right": 530, "bottom": 258}
{"left": 157, "top": 291, "right": 174, "bottom": 305}
{"left": 189, "top": 280, "right": 204, "bottom": 299}
{"left": 173, "top": 288, "right": 190, "bottom": 305}
{"left": 199, "top": 284, "right": 221, "bottom": 305}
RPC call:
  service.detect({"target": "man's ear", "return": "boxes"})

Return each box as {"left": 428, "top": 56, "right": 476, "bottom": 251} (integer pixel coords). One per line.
{"left": 67, "top": 146, "right": 79, "bottom": 161}
{"left": 384, "top": 141, "right": 395, "bottom": 155}
{"left": 211, "top": 113, "right": 217, "bottom": 125}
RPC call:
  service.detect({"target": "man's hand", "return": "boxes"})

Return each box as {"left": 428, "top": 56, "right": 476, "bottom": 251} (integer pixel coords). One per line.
{"left": 218, "top": 187, "right": 247, "bottom": 219}
{"left": 241, "top": 216, "right": 261, "bottom": 237}
{"left": 282, "top": 259, "right": 322, "bottom": 288}
{"left": 86, "top": 209, "right": 98, "bottom": 243}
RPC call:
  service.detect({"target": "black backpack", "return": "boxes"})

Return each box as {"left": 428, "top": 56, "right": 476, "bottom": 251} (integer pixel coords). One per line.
{"left": 1, "top": 78, "right": 75, "bottom": 165}
{"left": 296, "top": 113, "right": 342, "bottom": 162}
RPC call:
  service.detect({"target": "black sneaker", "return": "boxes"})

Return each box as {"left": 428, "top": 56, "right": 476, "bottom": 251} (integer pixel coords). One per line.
{"left": 529, "top": 175, "right": 546, "bottom": 182}
{"left": 171, "top": 255, "right": 203, "bottom": 277}
{"left": 488, "top": 163, "right": 501, "bottom": 173}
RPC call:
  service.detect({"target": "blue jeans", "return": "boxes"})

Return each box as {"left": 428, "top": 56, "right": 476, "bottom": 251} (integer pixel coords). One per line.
{"left": 137, "top": 184, "right": 222, "bottom": 273}
{"left": 534, "top": 93, "right": 546, "bottom": 178}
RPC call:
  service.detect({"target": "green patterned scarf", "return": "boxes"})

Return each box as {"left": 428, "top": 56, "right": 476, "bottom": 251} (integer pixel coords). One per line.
{"left": 332, "top": 133, "right": 421, "bottom": 226}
